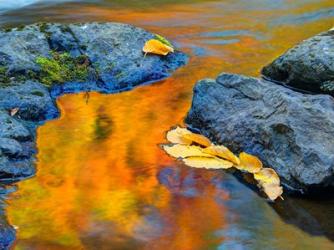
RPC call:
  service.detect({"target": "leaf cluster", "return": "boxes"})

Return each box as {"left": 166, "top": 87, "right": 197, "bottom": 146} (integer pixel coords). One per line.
{"left": 162, "top": 126, "right": 283, "bottom": 201}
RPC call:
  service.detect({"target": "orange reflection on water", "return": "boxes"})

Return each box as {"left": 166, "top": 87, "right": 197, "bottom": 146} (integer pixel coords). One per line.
{"left": 6, "top": 0, "right": 334, "bottom": 249}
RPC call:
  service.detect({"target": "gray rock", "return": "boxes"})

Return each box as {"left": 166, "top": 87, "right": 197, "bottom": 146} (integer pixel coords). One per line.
{"left": 0, "top": 81, "right": 58, "bottom": 121}
{"left": 0, "top": 157, "right": 35, "bottom": 183}
{"left": 0, "top": 25, "right": 50, "bottom": 75}
{"left": 0, "top": 111, "right": 31, "bottom": 141}
{"left": 0, "top": 111, "right": 35, "bottom": 182}
{"left": 0, "top": 207, "right": 15, "bottom": 250}
{"left": 44, "top": 23, "right": 82, "bottom": 56}
{"left": 0, "top": 22, "right": 187, "bottom": 184}
{"left": 262, "top": 30, "right": 334, "bottom": 95}
{"left": 185, "top": 73, "right": 334, "bottom": 193}
{"left": 0, "top": 138, "right": 23, "bottom": 157}
{"left": 69, "top": 22, "right": 186, "bottom": 91}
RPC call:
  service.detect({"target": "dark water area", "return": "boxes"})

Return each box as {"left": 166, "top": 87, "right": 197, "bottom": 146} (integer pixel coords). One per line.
{"left": 1, "top": 0, "right": 334, "bottom": 249}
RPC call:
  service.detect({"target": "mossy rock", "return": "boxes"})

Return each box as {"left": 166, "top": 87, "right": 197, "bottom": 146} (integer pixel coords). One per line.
{"left": 36, "top": 52, "right": 90, "bottom": 86}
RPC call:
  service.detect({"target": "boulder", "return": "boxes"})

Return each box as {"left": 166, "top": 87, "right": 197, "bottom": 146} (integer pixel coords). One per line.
{"left": 0, "top": 22, "right": 187, "bottom": 95}
{"left": 0, "top": 216, "right": 15, "bottom": 250}
{"left": 0, "top": 81, "right": 58, "bottom": 121}
{"left": 0, "top": 25, "right": 50, "bottom": 75}
{"left": 185, "top": 73, "right": 334, "bottom": 193}
{"left": 0, "top": 111, "right": 36, "bottom": 183}
{"left": 0, "top": 186, "right": 18, "bottom": 249}
{"left": 262, "top": 29, "right": 334, "bottom": 95}
{"left": 68, "top": 23, "right": 186, "bottom": 92}
{"left": 0, "top": 22, "right": 187, "bottom": 182}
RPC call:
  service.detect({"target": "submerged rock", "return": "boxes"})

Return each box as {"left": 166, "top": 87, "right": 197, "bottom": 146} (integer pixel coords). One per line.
{"left": 185, "top": 73, "right": 334, "bottom": 193}
{"left": 0, "top": 22, "right": 187, "bottom": 183}
{"left": 262, "top": 29, "right": 334, "bottom": 95}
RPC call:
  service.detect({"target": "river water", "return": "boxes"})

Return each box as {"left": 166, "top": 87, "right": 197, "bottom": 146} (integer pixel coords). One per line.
{"left": 1, "top": 0, "right": 334, "bottom": 249}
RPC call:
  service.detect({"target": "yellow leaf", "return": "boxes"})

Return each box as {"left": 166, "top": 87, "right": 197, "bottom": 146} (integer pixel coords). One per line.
{"left": 143, "top": 39, "right": 174, "bottom": 56}
{"left": 183, "top": 156, "right": 234, "bottom": 170}
{"left": 166, "top": 126, "right": 211, "bottom": 147}
{"left": 262, "top": 183, "right": 283, "bottom": 201}
{"left": 163, "top": 126, "right": 284, "bottom": 202}
{"left": 238, "top": 152, "right": 263, "bottom": 173}
{"left": 203, "top": 145, "right": 240, "bottom": 165}
{"left": 254, "top": 168, "right": 280, "bottom": 185}
{"left": 182, "top": 133, "right": 211, "bottom": 147}
{"left": 166, "top": 126, "right": 193, "bottom": 145}
{"left": 162, "top": 144, "right": 212, "bottom": 159}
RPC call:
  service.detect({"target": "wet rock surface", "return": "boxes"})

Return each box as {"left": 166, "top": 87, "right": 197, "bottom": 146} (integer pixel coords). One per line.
{"left": 0, "top": 22, "right": 187, "bottom": 183}
{"left": 186, "top": 73, "right": 334, "bottom": 193}
{"left": 262, "top": 29, "right": 334, "bottom": 96}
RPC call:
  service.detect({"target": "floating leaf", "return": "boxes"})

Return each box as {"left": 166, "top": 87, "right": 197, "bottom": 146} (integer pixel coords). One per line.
{"left": 254, "top": 168, "right": 282, "bottom": 201}
{"left": 262, "top": 183, "right": 283, "bottom": 201}
{"left": 10, "top": 108, "right": 19, "bottom": 117}
{"left": 182, "top": 133, "right": 211, "bottom": 147}
{"left": 155, "top": 34, "right": 173, "bottom": 48}
{"left": 254, "top": 168, "right": 280, "bottom": 185}
{"left": 166, "top": 126, "right": 211, "bottom": 147}
{"left": 162, "top": 126, "right": 284, "bottom": 202}
{"left": 238, "top": 152, "right": 263, "bottom": 173}
{"left": 166, "top": 126, "right": 193, "bottom": 145}
{"left": 143, "top": 39, "right": 174, "bottom": 56}
{"left": 163, "top": 144, "right": 212, "bottom": 159}
{"left": 183, "top": 156, "right": 233, "bottom": 170}
{"left": 203, "top": 145, "right": 240, "bottom": 165}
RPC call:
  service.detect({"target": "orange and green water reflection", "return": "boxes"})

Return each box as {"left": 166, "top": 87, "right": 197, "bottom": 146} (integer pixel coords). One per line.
{"left": 4, "top": 0, "right": 334, "bottom": 249}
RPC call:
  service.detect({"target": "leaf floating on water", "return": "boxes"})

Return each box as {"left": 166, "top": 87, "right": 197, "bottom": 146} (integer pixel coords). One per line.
{"left": 262, "top": 183, "right": 283, "bottom": 201}
{"left": 10, "top": 108, "right": 19, "bottom": 117}
{"left": 182, "top": 133, "right": 211, "bottom": 147}
{"left": 183, "top": 156, "right": 234, "bottom": 170}
{"left": 166, "top": 126, "right": 211, "bottom": 147}
{"left": 166, "top": 126, "right": 194, "bottom": 145}
{"left": 254, "top": 168, "right": 282, "bottom": 201}
{"left": 238, "top": 152, "right": 263, "bottom": 173}
{"left": 203, "top": 145, "right": 240, "bottom": 165}
{"left": 162, "top": 126, "right": 284, "bottom": 201}
{"left": 254, "top": 168, "right": 280, "bottom": 185}
{"left": 143, "top": 39, "right": 174, "bottom": 56}
{"left": 155, "top": 34, "right": 174, "bottom": 48}
{"left": 163, "top": 144, "right": 212, "bottom": 159}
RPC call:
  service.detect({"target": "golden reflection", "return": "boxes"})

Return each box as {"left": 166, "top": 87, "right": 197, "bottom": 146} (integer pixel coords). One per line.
{"left": 6, "top": 0, "right": 334, "bottom": 249}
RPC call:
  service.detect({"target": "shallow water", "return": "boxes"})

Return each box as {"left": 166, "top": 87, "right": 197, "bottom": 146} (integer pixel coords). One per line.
{"left": 1, "top": 0, "right": 334, "bottom": 249}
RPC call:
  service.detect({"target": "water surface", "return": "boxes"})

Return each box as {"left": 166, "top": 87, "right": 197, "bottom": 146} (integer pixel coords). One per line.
{"left": 1, "top": 0, "right": 334, "bottom": 249}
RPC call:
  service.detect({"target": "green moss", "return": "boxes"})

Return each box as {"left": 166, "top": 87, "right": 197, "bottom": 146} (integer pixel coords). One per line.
{"left": 3, "top": 27, "right": 12, "bottom": 32}
{"left": 36, "top": 52, "right": 89, "bottom": 86}
{"left": 0, "top": 66, "right": 11, "bottom": 85}
{"left": 16, "top": 24, "right": 25, "bottom": 31}
{"left": 38, "top": 22, "right": 52, "bottom": 40}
